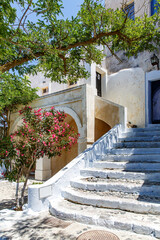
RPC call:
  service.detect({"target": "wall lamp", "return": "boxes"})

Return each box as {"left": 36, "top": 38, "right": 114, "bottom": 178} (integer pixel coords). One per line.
{"left": 151, "top": 53, "right": 159, "bottom": 70}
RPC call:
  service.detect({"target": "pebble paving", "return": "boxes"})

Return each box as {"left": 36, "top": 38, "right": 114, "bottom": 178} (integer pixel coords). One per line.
{"left": 0, "top": 209, "right": 158, "bottom": 240}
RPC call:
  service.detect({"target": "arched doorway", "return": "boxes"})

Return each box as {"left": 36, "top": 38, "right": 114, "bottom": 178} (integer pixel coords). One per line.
{"left": 94, "top": 118, "right": 111, "bottom": 142}
{"left": 51, "top": 114, "right": 78, "bottom": 176}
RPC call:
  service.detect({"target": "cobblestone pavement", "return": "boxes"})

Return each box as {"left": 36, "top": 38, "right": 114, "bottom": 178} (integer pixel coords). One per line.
{"left": 0, "top": 208, "right": 157, "bottom": 240}
{"left": 0, "top": 180, "right": 157, "bottom": 240}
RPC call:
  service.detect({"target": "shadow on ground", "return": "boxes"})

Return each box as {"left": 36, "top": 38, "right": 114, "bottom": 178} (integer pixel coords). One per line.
{"left": 0, "top": 215, "right": 76, "bottom": 240}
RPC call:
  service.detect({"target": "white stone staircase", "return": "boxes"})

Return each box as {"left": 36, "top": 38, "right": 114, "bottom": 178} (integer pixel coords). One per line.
{"left": 49, "top": 126, "right": 160, "bottom": 239}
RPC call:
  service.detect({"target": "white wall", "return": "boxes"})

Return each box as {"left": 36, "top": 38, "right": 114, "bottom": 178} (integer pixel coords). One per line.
{"left": 105, "top": 0, "right": 150, "bottom": 16}
{"left": 104, "top": 68, "right": 145, "bottom": 127}
{"left": 29, "top": 63, "right": 93, "bottom": 97}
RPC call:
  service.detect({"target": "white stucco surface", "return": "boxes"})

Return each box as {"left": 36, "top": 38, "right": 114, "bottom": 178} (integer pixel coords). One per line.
{"left": 104, "top": 68, "right": 145, "bottom": 127}
{"left": 105, "top": 0, "right": 150, "bottom": 16}
{"left": 28, "top": 124, "right": 123, "bottom": 211}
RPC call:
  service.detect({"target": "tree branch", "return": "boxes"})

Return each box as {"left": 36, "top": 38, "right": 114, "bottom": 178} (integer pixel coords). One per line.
{"left": 0, "top": 52, "right": 44, "bottom": 72}
{"left": 0, "top": 28, "right": 149, "bottom": 73}
{"left": 58, "top": 54, "right": 67, "bottom": 75}
{"left": 17, "top": 1, "right": 32, "bottom": 33}
{"left": 101, "top": 40, "right": 123, "bottom": 63}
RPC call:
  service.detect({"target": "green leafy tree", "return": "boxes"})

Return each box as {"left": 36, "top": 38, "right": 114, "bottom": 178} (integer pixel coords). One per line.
{"left": 0, "top": 73, "right": 38, "bottom": 174}
{"left": 0, "top": 0, "right": 160, "bottom": 83}
{"left": 7, "top": 106, "right": 79, "bottom": 208}
{"left": 0, "top": 72, "right": 38, "bottom": 137}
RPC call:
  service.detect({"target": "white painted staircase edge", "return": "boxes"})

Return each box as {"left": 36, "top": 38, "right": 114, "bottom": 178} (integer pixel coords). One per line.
{"left": 28, "top": 124, "right": 123, "bottom": 211}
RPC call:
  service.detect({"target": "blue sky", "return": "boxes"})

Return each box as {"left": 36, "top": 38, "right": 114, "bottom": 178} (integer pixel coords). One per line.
{"left": 62, "top": 0, "right": 84, "bottom": 18}
{"left": 13, "top": 0, "right": 85, "bottom": 24}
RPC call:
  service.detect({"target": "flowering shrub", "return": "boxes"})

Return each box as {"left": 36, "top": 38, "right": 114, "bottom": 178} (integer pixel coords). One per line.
{"left": 0, "top": 136, "right": 16, "bottom": 176}
{"left": 12, "top": 106, "right": 79, "bottom": 161}
{"left": 6, "top": 106, "right": 79, "bottom": 207}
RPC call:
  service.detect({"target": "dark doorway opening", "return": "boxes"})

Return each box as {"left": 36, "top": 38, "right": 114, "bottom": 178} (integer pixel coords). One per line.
{"left": 151, "top": 80, "right": 160, "bottom": 123}
{"left": 96, "top": 72, "right": 102, "bottom": 97}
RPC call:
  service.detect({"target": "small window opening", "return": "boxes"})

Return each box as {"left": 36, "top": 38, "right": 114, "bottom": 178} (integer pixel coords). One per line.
{"left": 123, "top": 2, "right": 135, "bottom": 20}
{"left": 151, "top": 0, "right": 160, "bottom": 16}
{"left": 69, "top": 81, "right": 77, "bottom": 86}
{"left": 96, "top": 72, "right": 102, "bottom": 97}
{"left": 42, "top": 87, "right": 49, "bottom": 94}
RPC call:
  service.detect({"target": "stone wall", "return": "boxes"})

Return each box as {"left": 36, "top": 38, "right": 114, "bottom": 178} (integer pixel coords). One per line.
{"left": 104, "top": 0, "right": 160, "bottom": 74}
{"left": 10, "top": 84, "right": 89, "bottom": 180}
{"left": 104, "top": 68, "right": 145, "bottom": 127}
{"left": 105, "top": 0, "right": 150, "bottom": 16}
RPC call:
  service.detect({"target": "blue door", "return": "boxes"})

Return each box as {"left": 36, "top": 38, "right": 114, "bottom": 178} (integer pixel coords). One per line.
{"left": 151, "top": 80, "right": 160, "bottom": 123}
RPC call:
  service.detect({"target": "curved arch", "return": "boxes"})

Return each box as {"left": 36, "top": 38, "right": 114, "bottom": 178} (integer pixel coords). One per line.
{"left": 10, "top": 106, "right": 83, "bottom": 137}
{"left": 54, "top": 106, "right": 83, "bottom": 136}
{"left": 10, "top": 116, "right": 22, "bottom": 134}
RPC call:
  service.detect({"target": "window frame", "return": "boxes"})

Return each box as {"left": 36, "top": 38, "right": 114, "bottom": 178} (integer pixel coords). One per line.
{"left": 42, "top": 86, "right": 49, "bottom": 95}
{"left": 151, "top": 0, "right": 159, "bottom": 16}
{"left": 123, "top": 1, "right": 135, "bottom": 20}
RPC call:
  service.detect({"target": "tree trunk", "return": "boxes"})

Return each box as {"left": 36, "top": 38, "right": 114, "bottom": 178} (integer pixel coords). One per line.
{"left": 20, "top": 160, "right": 35, "bottom": 207}
{"left": 15, "top": 177, "right": 20, "bottom": 208}
{"left": 6, "top": 110, "right": 11, "bottom": 138}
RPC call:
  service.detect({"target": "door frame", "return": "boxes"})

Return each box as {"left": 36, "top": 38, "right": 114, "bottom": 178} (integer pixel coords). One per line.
{"left": 145, "top": 70, "right": 160, "bottom": 126}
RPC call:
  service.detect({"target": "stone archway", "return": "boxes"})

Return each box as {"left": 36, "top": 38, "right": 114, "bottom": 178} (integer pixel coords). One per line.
{"left": 51, "top": 113, "right": 78, "bottom": 176}
{"left": 54, "top": 106, "right": 83, "bottom": 138}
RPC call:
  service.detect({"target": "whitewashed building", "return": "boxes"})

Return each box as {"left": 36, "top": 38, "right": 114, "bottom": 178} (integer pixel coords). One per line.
{"left": 10, "top": 0, "right": 160, "bottom": 181}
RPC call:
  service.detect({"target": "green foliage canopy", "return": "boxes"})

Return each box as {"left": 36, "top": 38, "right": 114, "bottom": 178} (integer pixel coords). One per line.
{"left": 0, "top": 0, "right": 160, "bottom": 83}
{"left": 0, "top": 72, "right": 38, "bottom": 137}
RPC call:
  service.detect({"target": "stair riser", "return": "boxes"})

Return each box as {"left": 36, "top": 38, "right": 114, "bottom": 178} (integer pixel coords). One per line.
{"left": 62, "top": 190, "right": 160, "bottom": 215}
{"left": 70, "top": 181, "right": 160, "bottom": 198}
{"left": 93, "top": 162, "right": 160, "bottom": 172}
{"left": 121, "top": 132, "right": 160, "bottom": 137}
{"left": 118, "top": 137, "right": 160, "bottom": 142}
{"left": 49, "top": 203, "right": 160, "bottom": 238}
{"left": 109, "top": 148, "right": 160, "bottom": 155}
{"left": 126, "top": 128, "right": 160, "bottom": 132}
{"left": 114, "top": 142, "right": 160, "bottom": 148}
{"left": 80, "top": 170, "right": 160, "bottom": 182}
{"left": 101, "top": 154, "right": 160, "bottom": 162}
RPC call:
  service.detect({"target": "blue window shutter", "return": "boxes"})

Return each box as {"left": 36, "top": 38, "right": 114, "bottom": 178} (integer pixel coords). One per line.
{"left": 151, "top": 0, "right": 159, "bottom": 15}
{"left": 124, "top": 2, "right": 135, "bottom": 20}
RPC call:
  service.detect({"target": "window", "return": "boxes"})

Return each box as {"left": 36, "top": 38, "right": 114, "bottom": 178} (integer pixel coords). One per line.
{"left": 96, "top": 72, "right": 102, "bottom": 97}
{"left": 151, "top": 0, "right": 159, "bottom": 15}
{"left": 68, "top": 81, "right": 77, "bottom": 86}
{"left": 123, "top": 2, "right": 135, "bottom": 20}
{"left": 42, "top": 87, "right": 49, "bottom": 94}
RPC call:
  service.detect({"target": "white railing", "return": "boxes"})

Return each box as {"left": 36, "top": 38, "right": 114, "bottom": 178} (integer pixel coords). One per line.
{"left": 28, "top": 124, "right": 123, "bottom": 211}
{"left": 84, "top": 124, "right": 123, "bottom": 167}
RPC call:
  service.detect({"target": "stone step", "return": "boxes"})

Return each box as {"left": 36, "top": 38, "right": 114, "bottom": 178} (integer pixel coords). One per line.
{"left": 70, "top": 179, "right": 160, "bottom": 198}
{"left": 148, "top": 124, "right": 160, "bottom": 128}
{"left": 114, "top": 142, "right": 160, "bottom": 148}
{"left": 81, "top": 176, "right": 145, "bottom": 184}
{"left": 125, "top": 127, "right": 160, "bottom": 133}
{"left": 121, "top": 131, "right": 160, "bottom": 138}
{"left": 80, "top": 168, "right": 160, "bottom": 182}
{"left": 118, "top": 136, "right": 160, "bottom": 142}
{"left": 101, "top": 154, "right": 160, "bottom": 162}
{"left": 49, "top": 199, "right": 160, "bottom": 239}
{"left": 108, "top": 148, "right": 160, "bottom": 155}
{"left": 62, "top": 187, "right": 160, "bottom": 214}
{"left": 93, "top": 161, "right": 160, "bottom": 172}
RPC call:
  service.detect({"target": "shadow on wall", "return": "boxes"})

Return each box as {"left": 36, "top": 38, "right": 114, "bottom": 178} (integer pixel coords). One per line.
{"left": 95, "top": 118, "right": 111, "bottom": 142}
{"left": 51, "top": 114, "right": 78, "bottom": 176}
